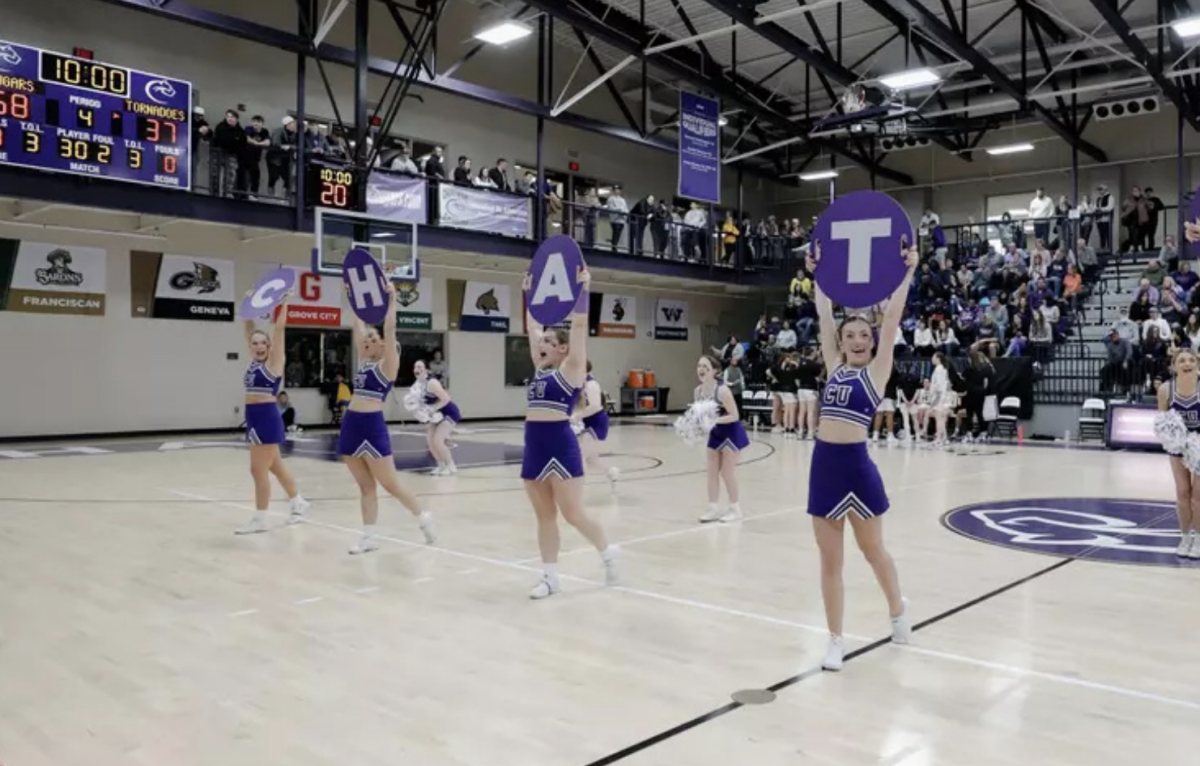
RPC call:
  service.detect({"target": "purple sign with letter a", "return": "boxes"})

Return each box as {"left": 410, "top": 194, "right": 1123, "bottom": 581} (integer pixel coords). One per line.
{"left": 527, "top": 235, "right": 585, "bottom": 327}
{"left": 811, "top": 191, "right": 913, "bottom": 309}
{"left": 342, "top": 249, "right": 390, "bottom": 325}
{"left": 240, "top": 268, "right": 296, "bottom": 319}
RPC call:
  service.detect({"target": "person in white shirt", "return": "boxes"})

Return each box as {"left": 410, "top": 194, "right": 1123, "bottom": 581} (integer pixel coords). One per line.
{"left": 683, "top": 203, "right": 707, "bottom": 261}
{"left": 1029, "top": 187, "right": 1055, "bottom": 245}
{"left": 913, "top": 318, "right": 935, "bottom": 357}
{"left": 1143, "top": 307, "right": 1171, "bottom": 341}
{"left": 606, "top": 188, "right": 629, "bottom": 251}
{"left": 919, "top": 209, "right": 940, "bottom": 254}
{"left": 775, "top": 321, "right": 798, "bottom": 350}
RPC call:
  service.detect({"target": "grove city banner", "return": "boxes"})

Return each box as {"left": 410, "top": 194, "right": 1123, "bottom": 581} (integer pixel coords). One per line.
{"left": 589, "top": 293, "right": 637, "bottom": 339}
{"left": 437, "top": 183, "right": 531, "bottom": 238}
{"left": 654, "top": 298, "right": 688, "bottom": 340}
{"left": 152, "top": 254, "right": 236, "bottom": 322}
{"left": 367, "top": 171, "right": 427, "bottom": 225}
{"left": 677, "top": 91, "right": 721, "bottom": 204}
{"left": 5, "top": 241, "right": 108, "bottom": 316}
{"left": 395, "top": 276, "right": 434, "bottom": 330}
{"left": 270, "top": 266, "right": 345, "bottom": 327}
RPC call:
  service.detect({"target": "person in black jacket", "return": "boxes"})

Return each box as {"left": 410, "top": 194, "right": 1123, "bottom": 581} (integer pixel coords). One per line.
{"left": 795, "top": 347, "right": 823, "bottom": 440}
{"left": 452, "top": 155, "right": 471, "bottom": 185}
{"left": 211, "top": 109, "right": 247, "bottom": 198}
{"left": 486, "top": 158, "right": 510, "bottom": 191}
{"left": 962, "top": 341, "right": 997, "bottom": 441}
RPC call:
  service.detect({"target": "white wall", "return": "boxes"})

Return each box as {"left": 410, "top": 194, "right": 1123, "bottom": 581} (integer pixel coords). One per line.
{"left": 0, "top": 220, "right": 753, "bottom": 438}
{"left": 1, "top": 0, "right": 780, "bottom": 215}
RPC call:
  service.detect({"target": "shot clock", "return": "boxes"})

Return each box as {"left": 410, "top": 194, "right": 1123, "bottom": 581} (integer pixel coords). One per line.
{"left": 306, "top": 163, "right": 365, "bottom": 212}
{"left": 0, "top": 38, "right": 192, "bottom": 190}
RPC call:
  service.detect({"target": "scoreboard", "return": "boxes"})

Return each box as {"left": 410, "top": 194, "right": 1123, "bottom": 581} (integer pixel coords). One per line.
{"left": 0, "top": 39, "right": 192, "bottom": 190}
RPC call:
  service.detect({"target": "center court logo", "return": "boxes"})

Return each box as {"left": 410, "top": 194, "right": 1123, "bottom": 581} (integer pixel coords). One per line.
{"left": 35, "top": 249, "right": 84, "bottom": 287}
{"left": 942, "top": 497, "right": 1198, "bottom": 568}
{"left": 169, "top": 262, "right": 221, "bottom": 294}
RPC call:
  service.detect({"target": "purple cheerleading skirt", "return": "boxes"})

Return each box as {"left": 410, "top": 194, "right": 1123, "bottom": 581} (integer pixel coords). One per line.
{"left": 707, "top": 421, "right": 750, "bottom": 452}
{"left": 522, "top": 420, "right": 584, "bottom": 481}
{"left": 337, "top": 410, "right": 393, "bottom": 458}
{"left": 440, "top": 401, "right": 462, "bottom": 425}
{"left": 581, "top": 410, "right": 610, "bottom": 441}
{"left": 807, "top": 440, "right": 889, "bottom": 520}
{"left": 245, "top": 402, "right": 285, "bottom": 446}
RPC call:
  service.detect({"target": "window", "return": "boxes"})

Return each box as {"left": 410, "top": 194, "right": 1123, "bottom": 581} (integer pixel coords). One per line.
{"left": 395, "top": 331, "right": 445, "bottom": 387}
{"left": 284, "top": 328, "right": 352, "bottom": 389}
{"left": 505, "top": 335, "right": 534, "bottom": 387}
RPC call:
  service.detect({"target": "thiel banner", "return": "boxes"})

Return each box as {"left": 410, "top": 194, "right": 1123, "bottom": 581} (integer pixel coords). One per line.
{"left": 677, "top": 91, "right": 721, "bottom": 204}
{"left": 437, "top": 184, "right": 531, "bottom": 238}
{"left": 367, "top": 172, "right": 427, "bottom": 224}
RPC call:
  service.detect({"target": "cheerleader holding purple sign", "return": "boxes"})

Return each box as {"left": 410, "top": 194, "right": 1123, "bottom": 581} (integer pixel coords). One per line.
{"left": 339, "top": 282, "right": 436, "bottom": 554}
{"left": 808, "top": 239, "right": 917, "bottom": 671}
{"left": 521, "top": 267, "right": 620, "bottom": 599}
{"left": 236, "top": 289, "right": 310, "bottom": 534}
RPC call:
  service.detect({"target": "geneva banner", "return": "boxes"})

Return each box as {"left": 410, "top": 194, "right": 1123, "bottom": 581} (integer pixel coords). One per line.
{"left": 437, "top": 184, "right": 531, "bottom": 238}
{"left": 367, "top": 172, "right": 427, "bottom": 224}
{"left": 152, "top": 254, "right": 236, "bottom": 322}
{"left": 654, "top": 298, "right": 688, "bottom": 340}
{"left": 6, "top": 241, "right": 108, "bottom": 316}
{"left": 677, "top": 91, "right": 721, "bottom": 204}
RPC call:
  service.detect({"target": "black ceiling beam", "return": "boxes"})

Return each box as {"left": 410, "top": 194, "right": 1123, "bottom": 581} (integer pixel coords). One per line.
{"left": 1085, "top": 0, "right": 1200, "bottom": 130}
{"left": 857, "top": 0, "right": 959, "bottom": 64}
{"left": 886, "top": 0, "right": 1108, "bottom": 162}
{"left": 571, "top": 27, "right": 642, "bottom": 135}
{"left": 524, "top": 0, "right": 915, "bottom": 184}
{"left": 666, "top": 0, "right": 717, "bottom": 71}
{"left": 1017, "top": 0, "right": 1069, "bottom": 114}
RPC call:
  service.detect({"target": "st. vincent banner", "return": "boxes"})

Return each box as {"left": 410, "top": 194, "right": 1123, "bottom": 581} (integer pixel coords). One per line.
{"left": 395, "top": 276, "right": 434, "bottom": 330}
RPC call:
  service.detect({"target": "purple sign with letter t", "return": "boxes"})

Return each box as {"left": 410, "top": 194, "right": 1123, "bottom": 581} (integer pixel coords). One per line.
{"left": 811, "top": 191, "right": 913, "bottom": 309}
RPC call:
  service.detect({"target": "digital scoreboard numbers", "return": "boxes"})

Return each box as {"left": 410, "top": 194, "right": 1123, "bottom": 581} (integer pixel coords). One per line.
{"left": 0, "top": 40, "right": 192, "bottom": 190}
{"left": 306, "top": 163, "right": 365, "bottom": 212}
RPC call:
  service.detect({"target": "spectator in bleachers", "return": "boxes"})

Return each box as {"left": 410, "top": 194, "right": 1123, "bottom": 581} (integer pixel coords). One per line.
{"left": 1159, "top": 236, "right": 1179, "bottom": 273}
{"left": 775, "top": 321, "right": 797, "bottom": 351}
{"left": 1078, "top": 194, "right": 1094, "bottom": 244}
{"left": 1144, "top": 307, "right": 1171, "bottom": 341}
{"left": 1096, "top": 184, "right": 1116, "bottom": 252}
{"left": 473, "top": 167, "right": 496, "bottom": 188}
{"left": 1130, "top": 290, "right": 1153, "bottom": 323}
{"left": 913, "top": 318, "right": 935, "bottom": 357}
{"left": 580, "top": 188, "right": 600, "bottom": 249}
{"left": 304, "top": 122, "right": 327, "bottom": 158}
{"left": 453, "top": 156, "right": 471, "bottom": 184}
{"left": 1100, "top": 328, "right": 1133, "bottom": 395}
{"left": 1176, "top": 260, "right": 1198, "bottom": 294}
{"left": 1076, "top": 236, "right": 1098, "bottom": 283}
{"left": 390, "top": 143, "right": 419, "bottom": 174}
{"left": 1046, "top": 248, "right": 1069, "bottom": 297}
{"left": 1111, "top": 305, "right": 1139, "bottom": 343}
{"left": 517, "top": 170, "right": 536, "bottom": 195}
{"left": 1121, "top": 186, "right": 1150, "bottom": 252}
{"left": 1160, "top": 277, "right": 1186, "bottom": 325}
{"left": 1063, "top": 264, "right": 1085, "bottom": 321}
{"left": 266, "top": 116, "right": 298, "bottom": 196}
{"left": 1029, "top": 312, "right": 1053, "bottom": 360}
{"left": 424, "top": 146, "right": 446, "bottom": 179}
{"left": 1143, "top": 259, "right": 1166, "bottom": 289}
{"left": 985, "top": 296, "right": 1009, "bottom": 343}
{"left": 933, "top": 319, "right": 958, "bottom": 356}
{"left": 719, "top": 211, "right": 739, "bottom": 265}
{"left": 1185, "top": 313, "right": 1200, "bottom": 348}
{"left": 607, "top": 187, "right": 628, "bottom": 251}
{"left": 211, "top": 109, "right": 246, "bottom": 198}
{"left": 722, "top": 357, "right": 745, "bottom": 416}
{"left": 712, "top": 335, "right": 744, "bottom": 367}
{"left": 1029, "top": 187, "right": 1055, "bottom": 244}
{"left": 1143, "top": 325, "right": 1170, "bottom": 381}
{"left": 1145, "top": 187, "right": 1165, "bottom": 249}
{"left": 1054, "top": 195, "right": 1072, "bottom": 248}
{"left": 487, "top": 159, "right": 511, "bottom": 191}
{"left": 651, "top": 198, "right": 671, "bottom": 258}
{"left": 191, "top": 106, "right": 211, "bottom": 185}
{"left": 240, "top": 115, "right": 270, "bottom": 198}
{"left": 918, "top": 208, "right": 940, "bottom": 253}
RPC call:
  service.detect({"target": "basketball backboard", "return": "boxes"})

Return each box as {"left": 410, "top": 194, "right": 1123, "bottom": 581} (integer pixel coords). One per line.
{"left": 312, "top": 207, "right": 420, "bottom": 282}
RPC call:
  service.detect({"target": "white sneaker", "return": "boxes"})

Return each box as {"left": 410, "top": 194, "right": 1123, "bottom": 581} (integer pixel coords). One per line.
{"left": 418, "top": 512, "right": 437, "bottom": 545}
{"left": 870, "top": 432, "right": 879, "bottom": 442}
{"left": 234, "top": 515, "right": 269, "bottom": 535}
{"left": 771, "top": 425, "right": 783, "bottom": 434}
{"left": 529, "top": 576, "right": 561, "bottom": 599}
{"left": 429, "top": 466, "right": 447, "bottom": 476}
{"left": 1186, "top": 531, "right": 1200, "bottom": 560}
{"left": 891, "top": 597, "right": 912, "bottom": 644}
{"left": 699, "top": 504, "right": 722, "bottom": 523}
{"left": 962, "top": 434, "right": 974, "bottom": 444}
{"left": 607, "top": 466, "right": 620, "bottom": 485}
{"left": 886, "top": 434, "right": 899, "bottom": 448}
{"left": 349, "top": 534, "right": 380, "bottom": 555}
{"left": 287, "top": 496, "right": 310, "bottom": 525}
{"left": 444, "top": 464, "right": 458, "bottom": 475}
{"left": 822, "top": 635, "right": 845, "bottom": 671}
{"left": 718, "top": 505, "right": 743, "bottom": 523}
{"left": 602, "top": 545, "right": 621, "bottom": 585}
{"left": 1176, "top": 532, "right": 1191, "bottom": 557}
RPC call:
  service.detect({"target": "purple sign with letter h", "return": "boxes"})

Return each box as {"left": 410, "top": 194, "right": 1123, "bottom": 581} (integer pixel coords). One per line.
{"left": 343, "top": 249, "right": 390, "bottom": 325}
{"left": 811, "top": 191, "right": 913, "bottom": 309}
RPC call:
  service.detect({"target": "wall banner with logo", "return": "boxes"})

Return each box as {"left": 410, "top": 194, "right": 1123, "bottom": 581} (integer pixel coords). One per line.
{"left": 437, "top": 184, "right": 531, "bottom": 238}
{"left": 590, "top": 293, "right": 637, "bottom": 339}
{"left": 5, "top": 241, "right": 108, "bottom": 316}
{"left": 151, "top": 254, "right": 235, "bottom": 321}
{"left": 654, "top": 298, "right": 689, "bottom": 340}
{"left": 367, "top": 172, "right": 428, "bottom": 225}
{"left": 395, "top": 276, "right": 434, "bottom": 330}
{"left": 456, "top": 280, "right": 510, "bottom": 332}
{"left": 271, "top": 266, "right": 345, "bottom": 327}
{"left": 677, "top": 91, "right": 721, "bottom": 204}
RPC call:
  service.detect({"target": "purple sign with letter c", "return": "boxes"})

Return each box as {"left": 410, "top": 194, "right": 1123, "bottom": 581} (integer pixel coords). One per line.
{"left": 342, "top": 249, "right": 390, "bottom": 325}
{"left": 528, "top": 234, "right": 585, "bottom": 327}
{"left": 811, "top": 190, "right": 913, "bottom": 309}
{"left": 241, "top": 268, "right": 296, "bottom": 319}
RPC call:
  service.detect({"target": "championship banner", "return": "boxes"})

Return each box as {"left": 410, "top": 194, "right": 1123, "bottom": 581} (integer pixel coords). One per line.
{"left": 654, "top": 298, "right": 688, "bottom": 340}
{"left": 152, "top": 254, "right": 235, "bottom": 322}
{"left": 5, "top": 241, "right": 107, "bottom": 316}
{"left": 367, "top": 172, "right": 427, "bottom": 225}
{"left": 677, "top": 91, "right": 721, "bottom": 204}
{"left": 592, "top": 293, "right": 637, "bottom": 338}
{"left": 271, "top": 266, "right": 344, "bottom": 327}
{"left": 395, "top": 276, "right": 434, "bottom": 330}
{"left": 458, "top": 280, "right": 511, "bottom": 332}
{"left": 437, "top": 184, "right": 531, "bottom": 238}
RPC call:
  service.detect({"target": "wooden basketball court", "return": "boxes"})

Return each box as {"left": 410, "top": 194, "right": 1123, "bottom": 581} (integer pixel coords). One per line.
{"left": 0, "top": 422, "right": 1196, "bottom": 765}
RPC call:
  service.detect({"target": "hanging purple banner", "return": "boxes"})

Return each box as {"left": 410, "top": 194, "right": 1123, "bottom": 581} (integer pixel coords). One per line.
{"left": 367, "top": 172, "right": 428, "bottom": 225}
{"left": 677, "top": 91, "right": 721, "bottom": 204}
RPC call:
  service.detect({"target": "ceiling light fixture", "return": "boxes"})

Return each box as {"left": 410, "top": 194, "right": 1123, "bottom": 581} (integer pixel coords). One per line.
{"left": 986, "top": 142, "right": 1035, "bottom": 156}
{"left": 798, "top": 169, "right": 839, "bottom": 181}
{"left": 1173, "top": 16, "right": 1200, "bottom": 37}
{"left": 474, "top": 21, "right": 531, "bottom": 45}
{"left": 878, "top": 68, "right": 941, "bottom": 91}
